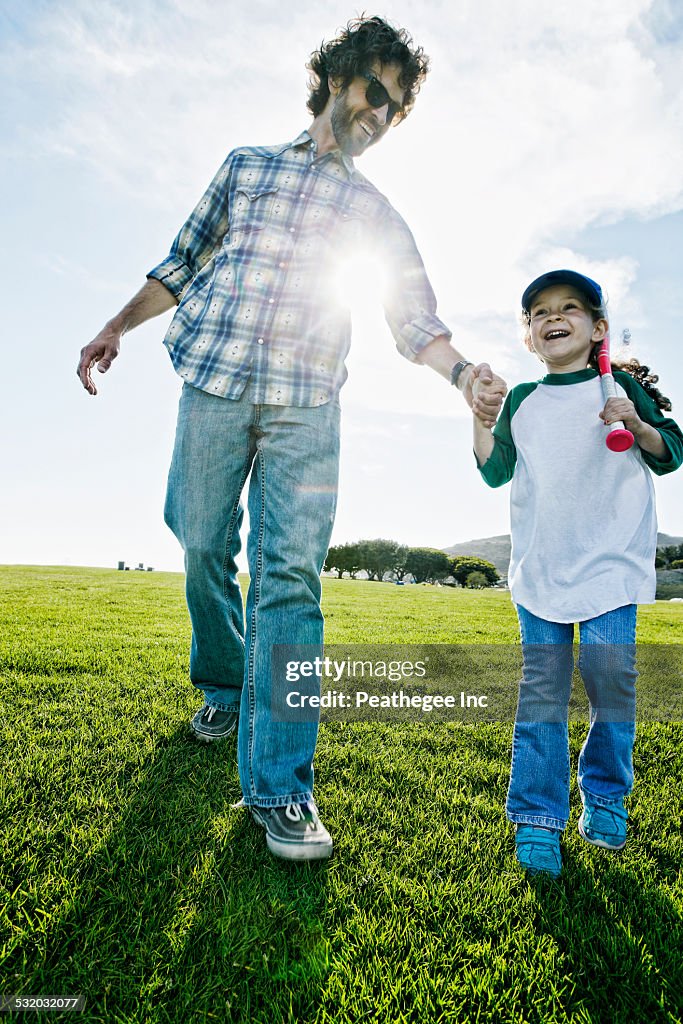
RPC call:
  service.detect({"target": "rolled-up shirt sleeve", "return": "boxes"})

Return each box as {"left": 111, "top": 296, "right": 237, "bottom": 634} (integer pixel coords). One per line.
{"left": 146, "top": 153, "right": 234, "bottom": 302}
{"left": 378, "top": 206, "right": 451, "bottom": 361}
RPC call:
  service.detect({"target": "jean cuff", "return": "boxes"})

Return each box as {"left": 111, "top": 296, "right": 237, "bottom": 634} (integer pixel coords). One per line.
{"left": 242, "top": 791, "right": 313, "bottom": 809}
{"left": 507, "top": 813, "right": 566, "bottom": 831}
{"left": 579, "top": 787, "right": 630, "bottom": 808}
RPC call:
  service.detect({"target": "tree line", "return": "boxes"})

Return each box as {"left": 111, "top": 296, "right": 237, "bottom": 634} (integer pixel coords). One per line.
{"left": 656, "top": 543, "right": 683, "bottom": 569}
{"left": 324, "top": 539, "right": 682, "bottom": 586}
{"left": 324, "top": 539, "right": 500, "bottom": 588}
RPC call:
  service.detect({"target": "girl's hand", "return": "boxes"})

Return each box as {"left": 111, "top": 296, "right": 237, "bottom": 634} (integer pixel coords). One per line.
{"left": 599, "top": 397, "right": 642, "bottom": 433}
{"left": 600, "top": 397, "right": 667, "bottom": 457}
{"left": 471, "top": 367, "right": 507, "bottom": 427}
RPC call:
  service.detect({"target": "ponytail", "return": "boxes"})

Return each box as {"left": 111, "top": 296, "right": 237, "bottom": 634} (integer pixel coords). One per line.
{"left": 588, "top": 350, "right": 672, "bottom": 411}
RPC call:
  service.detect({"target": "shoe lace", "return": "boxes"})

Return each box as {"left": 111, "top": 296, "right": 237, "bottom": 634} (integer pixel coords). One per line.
{"left": 285, "top": 802, "right": 318, "bottom": 831}
{"left": 285, "top": 803, "right": 305, "bottom": 822}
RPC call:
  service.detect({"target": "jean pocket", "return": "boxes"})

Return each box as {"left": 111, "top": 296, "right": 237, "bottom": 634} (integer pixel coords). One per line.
{"left": 230, "top": 185, "right": 279, "bottom": 233}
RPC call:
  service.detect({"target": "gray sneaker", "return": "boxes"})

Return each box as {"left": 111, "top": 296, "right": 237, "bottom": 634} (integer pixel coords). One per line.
{"left": 250, "top": 801, "right": 333, "bottom": 861}
{"left": 190, "top": 705, "right": 238, "bottom": 742}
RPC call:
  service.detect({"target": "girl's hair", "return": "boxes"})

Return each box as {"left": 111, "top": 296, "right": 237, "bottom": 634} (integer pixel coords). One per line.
{"left": 522, "top": 299, "right": 673, "bottom": 411}
{"left": 592, "top": 352, "right": 672, "bottom": 412}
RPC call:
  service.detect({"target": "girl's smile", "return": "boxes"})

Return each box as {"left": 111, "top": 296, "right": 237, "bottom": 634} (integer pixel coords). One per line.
{"left": 528, "top": 285, "right": 607, "bottom": 373}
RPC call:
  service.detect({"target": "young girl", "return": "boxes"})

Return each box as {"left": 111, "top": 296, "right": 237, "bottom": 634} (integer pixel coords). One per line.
{"left": 473, "top": 269, "right": 683, "bottom": 878}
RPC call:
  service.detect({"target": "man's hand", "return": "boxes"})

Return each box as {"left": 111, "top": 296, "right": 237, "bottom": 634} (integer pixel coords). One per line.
{"left": 466, "top": 364, "right": 507, "bottom": 428}
{"left": 77, "top": 323, "right": 121, "bottom": 396}
{"left": 76, "top": 279, "right": 177, "bottom": 396}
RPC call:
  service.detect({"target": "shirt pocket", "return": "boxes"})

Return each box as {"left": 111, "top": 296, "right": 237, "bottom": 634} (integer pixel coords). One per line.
{"left": 302, "top": 198, "right": 364, "bottom": 248}
{"left": 230, "top": 185, "right": 279, "bottom": 234}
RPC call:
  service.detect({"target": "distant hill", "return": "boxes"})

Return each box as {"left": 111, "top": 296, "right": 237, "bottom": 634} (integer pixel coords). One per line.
{"left": 443, "top": 535, "right": 511, "bottom": 575}
{"left": 658, "top": 533, "right": 683, "bottom": 548}
{"left": 444, "top": 533, "right": 683, "bottom": 576}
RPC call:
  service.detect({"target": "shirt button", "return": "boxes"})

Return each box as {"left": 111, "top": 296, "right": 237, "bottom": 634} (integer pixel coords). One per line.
{"left": 300, "top": 193, "right": 306, "bottom": 198}
{"left": 289, "top": 227, "right": 295, "bottom": 233}
{"left": 279, "top": 262, "right": 286, "bottom": 268}
{"left": 268, "top": 298, "right": 274, "bottom": 303}
{"left": 257, "top": 338, "right": 265, "bottom": 345}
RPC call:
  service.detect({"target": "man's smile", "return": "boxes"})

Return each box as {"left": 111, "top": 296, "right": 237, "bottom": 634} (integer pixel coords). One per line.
{"left": 357, "top": 116, "right": 378, "bottom": 139}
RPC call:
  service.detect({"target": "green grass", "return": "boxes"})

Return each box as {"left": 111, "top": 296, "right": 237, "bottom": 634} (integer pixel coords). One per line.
{"left": 0, "top": 566, "right": 682, "bottom": 1023}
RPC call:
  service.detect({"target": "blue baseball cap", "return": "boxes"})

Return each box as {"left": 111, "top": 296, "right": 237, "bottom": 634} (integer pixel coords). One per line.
{"left": 521, "top": 270, "right": 603, "bottom": 314}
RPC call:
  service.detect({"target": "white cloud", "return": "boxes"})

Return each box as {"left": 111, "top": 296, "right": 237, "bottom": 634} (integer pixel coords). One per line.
{"left": 359, "top": 2, "right": 682, "bottom": 308}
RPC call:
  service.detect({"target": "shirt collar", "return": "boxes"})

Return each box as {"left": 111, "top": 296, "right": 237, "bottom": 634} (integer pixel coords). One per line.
{"left": 291, "top": 130, "right": 360, "bottom": 180}
{"left": 541, "top": 368, "right": 600, "bottom": 385}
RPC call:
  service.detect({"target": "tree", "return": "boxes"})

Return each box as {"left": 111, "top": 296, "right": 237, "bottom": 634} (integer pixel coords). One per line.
{"left": 356, "top": 539, "right": 402, "bottom": 581}
{"left": 663, "top": 545, "right": 680, "bottom": 566}
{"left": 405, "top": 547, "right": 453, "bottom": 584}
{"left": 451, "top": 557, "right": 499, "bottom": 587}
{"left": 392, "top": 545, "right": 410, "bottom": 580}
{"left": 465, "top": 570, "right": 488, "bottom": 589}
{"left": 324, "top": 542, "right": 360, "bottom": 578}
{"left": 671, "top": 560, "right": 683, "bottom": 570}
{"left": 657, "top": 544, "right": 683, "bottom": 568}
{"left": 324, "top": 544, "right": 343, "bottom": 578}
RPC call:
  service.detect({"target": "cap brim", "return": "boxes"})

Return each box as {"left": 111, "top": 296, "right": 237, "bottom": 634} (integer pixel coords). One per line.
{"left": 522, "top": 270, "right": 603, "bottom": 313}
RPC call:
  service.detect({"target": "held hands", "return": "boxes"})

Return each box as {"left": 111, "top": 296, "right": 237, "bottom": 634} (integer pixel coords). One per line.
{"left": 77, "top": 324, "right": 121, "bottom": 396}
{"left": 467, "top": 364, "right": 507, "bottom": 428}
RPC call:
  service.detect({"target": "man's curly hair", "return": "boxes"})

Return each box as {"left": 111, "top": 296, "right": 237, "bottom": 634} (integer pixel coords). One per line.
{"left": 306, "top": 15, "right": 430, "bottom": 124}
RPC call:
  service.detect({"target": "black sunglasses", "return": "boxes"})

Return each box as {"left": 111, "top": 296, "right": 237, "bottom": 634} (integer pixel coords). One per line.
{"left": 359, "top": 71, "right": 404, "bottom": 125}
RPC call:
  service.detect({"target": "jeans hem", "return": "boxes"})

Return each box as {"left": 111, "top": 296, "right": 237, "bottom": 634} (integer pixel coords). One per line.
{"left": 204, "top": 701, "right": 241, "bottom": 713}
{"left": 507, "top": 813, "right": 566, "bottom": 831}
{"left": 579, "top": 786, "right": 630, "bottom": 808}
{"left": 242, "top": 791, "right": 313, "bottom": 809}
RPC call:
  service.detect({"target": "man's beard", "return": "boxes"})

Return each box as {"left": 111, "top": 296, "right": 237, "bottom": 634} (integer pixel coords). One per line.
{"left": 331, "top": 93, "right": 371, "bottom": 157}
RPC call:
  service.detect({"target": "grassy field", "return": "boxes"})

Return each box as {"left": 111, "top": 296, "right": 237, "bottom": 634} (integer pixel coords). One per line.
{"left": 0, "top": 565, "right": 682, "bottom": 1024}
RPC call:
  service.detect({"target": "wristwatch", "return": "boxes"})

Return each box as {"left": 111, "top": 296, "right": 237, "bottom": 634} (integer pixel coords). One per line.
{"left": 450, "top": 360, "right": 474, "bottom": 390}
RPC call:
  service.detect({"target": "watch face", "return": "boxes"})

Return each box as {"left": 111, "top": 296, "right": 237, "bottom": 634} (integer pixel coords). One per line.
{"left": 451, "top": 361, "right": 466, "bottom": 384}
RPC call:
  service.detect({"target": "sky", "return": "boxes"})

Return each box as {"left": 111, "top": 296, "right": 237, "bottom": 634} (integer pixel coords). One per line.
{"left": 1, "top": 0, "right": 682, "bottom": 572}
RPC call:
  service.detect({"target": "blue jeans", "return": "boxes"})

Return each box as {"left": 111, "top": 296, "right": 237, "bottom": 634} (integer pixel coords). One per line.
{"left": 507, "top": 604, "right": 638, "bottom": 831}
{"left": 164, "top": 383, "right": 340, "bottom": 807}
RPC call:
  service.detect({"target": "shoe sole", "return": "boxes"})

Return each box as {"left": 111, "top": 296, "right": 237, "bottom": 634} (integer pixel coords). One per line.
{"left": 265, "top": 834, "right": 333, "bottom": 861}
{"left": 523, "top": 865, "right": 562, "bottom": 879}
{"left": 189, "top": 724, "right": 237, "bottom": 743}
{"left": 578, "top": 812, "right": 626, "bottom": 850}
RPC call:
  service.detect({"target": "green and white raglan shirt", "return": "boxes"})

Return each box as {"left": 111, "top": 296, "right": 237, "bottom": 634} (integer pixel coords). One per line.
{"left": 477, "top": 368, "right": 683, "bottom": 622}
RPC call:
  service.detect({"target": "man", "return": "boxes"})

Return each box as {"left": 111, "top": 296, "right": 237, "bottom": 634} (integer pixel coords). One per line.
{"left": 77, "top": 16, "right": 505, "bottom": 861}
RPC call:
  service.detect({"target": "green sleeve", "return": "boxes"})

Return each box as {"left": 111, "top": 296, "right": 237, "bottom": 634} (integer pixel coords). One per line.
{"left": 615, "top": 371, "right": 683, "bottom": 475}
{"left": 475, "top": 383, "right": 537, "bottom": 488}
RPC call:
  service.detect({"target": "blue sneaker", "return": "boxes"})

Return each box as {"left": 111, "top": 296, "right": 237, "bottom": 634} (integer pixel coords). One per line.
{"left": 515, "top": 825, "right": 562, "bottom": 878}
{"left": 578, "top": 797, "right": 627, "bottom": 850}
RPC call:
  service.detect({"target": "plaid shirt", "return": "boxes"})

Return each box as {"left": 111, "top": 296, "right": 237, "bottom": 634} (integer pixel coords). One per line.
{"left": 147, "top": 131, "right": 450, "bottom": 406}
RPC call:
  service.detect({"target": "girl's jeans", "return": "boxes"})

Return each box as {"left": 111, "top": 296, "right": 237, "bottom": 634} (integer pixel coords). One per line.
{"left": 164, "top": 383, "right": 340, "bottom": 808}
{"left": 506, "top": 604, "right": 637, "bottom": 831}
